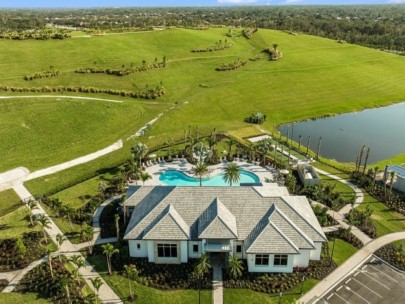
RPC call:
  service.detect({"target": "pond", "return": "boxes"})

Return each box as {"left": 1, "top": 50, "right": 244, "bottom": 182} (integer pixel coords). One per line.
{"left": 279, "top": 102, "right": 405, "bottom": 163}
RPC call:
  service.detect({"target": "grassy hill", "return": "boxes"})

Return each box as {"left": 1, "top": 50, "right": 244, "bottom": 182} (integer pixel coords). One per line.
{"left": 1, "top": 28, "right": 405, "bottom": 173}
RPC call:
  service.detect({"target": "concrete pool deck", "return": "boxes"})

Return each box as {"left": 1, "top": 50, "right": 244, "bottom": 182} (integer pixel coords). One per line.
{"left": 142, "top": 159, "right": 274, "bottom": 186}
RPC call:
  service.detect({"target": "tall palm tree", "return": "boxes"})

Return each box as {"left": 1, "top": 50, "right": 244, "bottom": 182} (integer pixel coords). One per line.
{"left": 70, "top": 255, "right": 85, "bottom": 283}
{"left": 80, "top": 223, "right": 95, "bottom": 255}
{"left": 192, "top": 162, "right": 209, "bottom": 186}
{"left": 90, "top": 277, "right": 104, "bottom": 304}
{"left": 115, "top": 214, "right": 120, "bottom": 239}
{"left": 46, "top": 248, "right": 54, "bottom": 278}
{"left": 124, "top": 159, "right": 141, "bottom": 184}
{"left": 357, "top": 145, "right": 366, "bottom": 172}
{"left": 26, "top": 199, "right": 38, "bottom": 226}
{"left": 195, "top": 254, "right": 212, "bottom": 304}
{"left": 55, "top": 233, "right": 66, "bottom": 262}
{"left": 373, "top": 166, "right": 379, "bottom": 190}
{"left": 227, "top": 138, "right": 236, "bottom": 160}
{"left": 255, "top": 138, "right": 272, "bottom": 166}
{"left": 36, "top": 214, "right": 51, "bottom": 244}
{"left": 223, "top": 163, "right": 240, "bottom": 186}
{"left": 60, "top": 204, "right": 75, "bottom": 231}
{"left": 124, "top": 264, "right": 139, "bottom": 301}
{"left": 121, "top": 194, "right": 127, "bottom": 225}
{"left": 362, "top": 147, "right": 370, "bottom": 175}
{"left": 140, "top": 172, "right": 152, "bottom": 186}
{"left": 101, "top": 243, "right": 119, "bottom": 275}
{"left": 131, "top": 142, "right": 148, "bottom": 167}
{"left": 227, "top": 255, "right": 244, "bottom": 279}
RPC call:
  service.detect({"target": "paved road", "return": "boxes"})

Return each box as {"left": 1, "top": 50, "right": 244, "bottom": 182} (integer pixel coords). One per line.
{"left": 299, "top": 231, "right": 405, "bottom": 303}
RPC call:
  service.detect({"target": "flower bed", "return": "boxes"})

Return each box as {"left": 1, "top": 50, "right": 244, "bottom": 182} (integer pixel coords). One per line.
{"left": 375, "top": 244, "right": 405, "bottom": 271}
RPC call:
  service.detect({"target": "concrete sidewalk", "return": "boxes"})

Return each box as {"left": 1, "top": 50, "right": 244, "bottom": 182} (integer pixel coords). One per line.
{"left": 299, "top": 231, "right": 405, "bottom": 303}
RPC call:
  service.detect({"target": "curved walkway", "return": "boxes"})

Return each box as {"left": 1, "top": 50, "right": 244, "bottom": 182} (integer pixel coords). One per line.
{"left": 299, "top": 231, "right": 405, "bottom": 303}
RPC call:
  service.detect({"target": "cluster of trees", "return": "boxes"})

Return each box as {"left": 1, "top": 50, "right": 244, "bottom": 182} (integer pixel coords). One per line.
{"left": 264, "top": 44, "right": 282, "bottom": 61}
{"left": 242, "top": 28, "right": 258, "bottom": 39}
{"left": 191, "top": 39, "right": 233, "bottom": 52}
{"left": 0, "top": 28, "right": 70, "bottom": 40}
{"left": 301, "top": 183, "right": 354, "bottom": 211}
{"left": 0, "top": 84, "right": 165, "bottom": 99}
{"left": 24, "top": 69, "right": 60, "bottom": 81}
{"left": 1, "top": 6, "right": 405, "bottom": 51}
{"left": 75, "top": 56, "right": 168, "bottom": 77}
{"left": 245, "top": 112, "right": 267, "bottom": 125}
{"left": 347, "top": 204, "right": 376, "bottom": 238}
{"left": 216, "top": 59, "right": 247, "bottom": 71}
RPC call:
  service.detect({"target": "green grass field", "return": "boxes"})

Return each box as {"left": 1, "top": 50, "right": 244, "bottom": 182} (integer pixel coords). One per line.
{"left": 1, "top": 27, "right": 405, "bottom": 176}
{"left": 0, "top": 189, "right": 21, "bottom": 217}
{"left": 371, "top": 153, "right": 405, "bottom": 169}
{"left": 328, "top": 238, "right": 358, "bottom": 266}
{"left": 0, "top": 206, "right": 40, "bottom": 239}
{"left": 0, "top": 293, "right": 50, "bottom": 304}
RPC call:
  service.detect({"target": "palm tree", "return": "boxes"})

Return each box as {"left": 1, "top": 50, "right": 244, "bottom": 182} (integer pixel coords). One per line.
{"left": 46, "top": 248, "right": 54, "bottom": 278}
{"left": 223, "top": 163, "right": 240, "bottom": 186}
{"left": 192, "top": 162, "right": 209, "bottom": 186}
{"left": 390, "top": 171, "right": 396, "bottom": 198}
{"left": 59, "top": 277, "right": 71, "bottom": 304}
{"left": 373, "top": 166, "right": 379, "bottom": 190}
{"left": 124, "top": 264, "right": 139, "bottom": 301}
{"left": 255, "top": 138, "right": 272, "bottom": 166}
{"left": 55, "top": 233, "right": 66, "bottom": 262}
{"left": 115, "top": 214, "right": 120, "bottom": 239}
{"left": 131, "top": 142, "right": 148, "bottom": 167}
{"left": 26, "top": 199, "right": 38, "bottom": 226}
{"left": 383, "top": 165, "right": 389, "bottom": 196}
{"left": 362, "top": 147, "right": 370, "bottom": 175}
{"left": 70, "top": 255, "right": 85, "bottom": 283}
{"left": 80, "top": 223, "right": 95, "bottom": 255}
{"left": 124, "top": 159, "right": 141, "bottom": 184}
{"left": 357, "top": 145, "right": 366, "bottom": 172}
{"left": 316, "top": 137, "right": 322, "bottom": 160}
{"left": 195, "top": 254, "right": 212, "bottom": 304}
{"left": 90, "top": 277, "right": 104, "bottom": 304}
{"left": 140, "top": 172, "right": 152, "bottom": 186}
{"left": 298, "top": 135, "right": 302, "bottom": 150}
{"left": 36, "top": 214, "right": 51, "bottom": 244}
{"left": 227, "top": 255, "right": 244, "bottom": 279}
{"left": 60, "top": 204, "right": 75, "bottom": 231}
{"left": 122, "top": 194, "right": 127, "bottom": 225}
{"left": 227, "top": 138, "right": 236, "bottom": 160}
{"left": 101, "top": 243, "right": 119, "bottom": 275}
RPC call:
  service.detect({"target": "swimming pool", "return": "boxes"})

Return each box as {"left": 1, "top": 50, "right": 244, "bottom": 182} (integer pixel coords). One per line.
{"left": 159, "top": 170, "right": 260, "bottom": 186}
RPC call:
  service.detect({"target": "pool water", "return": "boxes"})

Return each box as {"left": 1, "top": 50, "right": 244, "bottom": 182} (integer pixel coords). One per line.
{"left": 159, "top": 170, "right": 260, "bottom": 186}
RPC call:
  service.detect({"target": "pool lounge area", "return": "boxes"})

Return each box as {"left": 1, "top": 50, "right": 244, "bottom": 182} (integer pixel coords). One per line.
{"left": 138, "top": 159, "right": 274, "bottom": 187}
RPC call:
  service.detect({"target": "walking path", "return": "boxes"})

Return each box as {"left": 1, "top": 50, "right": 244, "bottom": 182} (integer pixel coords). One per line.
{"left": 0, "top": 95, "right": 123, "bottom": 103}
{"left": 211, "top": 254, "right": 224, "bottom": 304}
{"left": 299, "top": 231, "right": 405, "bottom": 303}
{"left": 8, "top": 183, "right": 123, "bottom": 303}
{"left": 0, "top": 269, "right": 21, "bottom": 284}
{"left": 26, "top": 140, "right": 123, "bottom": 181}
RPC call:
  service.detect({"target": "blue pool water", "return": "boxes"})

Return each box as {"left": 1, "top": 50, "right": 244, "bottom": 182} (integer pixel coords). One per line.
{"left": 159, "top": 170, "right": 260, "bottom": 186}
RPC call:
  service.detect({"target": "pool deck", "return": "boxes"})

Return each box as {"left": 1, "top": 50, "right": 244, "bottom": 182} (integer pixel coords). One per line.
{"left": 143, "top": 160, "right": 274, "bottom": 186}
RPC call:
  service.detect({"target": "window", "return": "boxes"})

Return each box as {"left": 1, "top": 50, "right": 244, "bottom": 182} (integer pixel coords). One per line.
{"left": 236, "top": 245, "right": 242, "bottom": 253}
{"left": 193, "top": 244, "right": 199, "bottom": 253}
{"left": 157, "top": 243, "right": 177, "bottom": 258}
{"left": 274, "top": 255, "right": 288, "bottom": 266}
{"left": 255, "top": 254, "right": 269, "bottom": 266}
{"left": 137, "top": 243, "right": 141, "bottom": 250}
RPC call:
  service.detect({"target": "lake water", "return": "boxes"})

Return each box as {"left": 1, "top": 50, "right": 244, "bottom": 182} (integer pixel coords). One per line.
{"left": 278, "top": 102, "right": 405, "bottom": 163}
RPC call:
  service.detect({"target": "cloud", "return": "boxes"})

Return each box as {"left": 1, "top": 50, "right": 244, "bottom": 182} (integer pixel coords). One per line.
{"left": 217, "top": 0, "right": 258, "bottom": 3}
{"left": 388, "top": 0, "right": 405, "bottom": 3}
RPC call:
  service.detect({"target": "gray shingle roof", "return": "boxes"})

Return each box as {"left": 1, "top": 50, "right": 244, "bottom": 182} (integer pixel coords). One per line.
{"left": 198, "top": 198, "right": 238, "bottom": 239}
{"left": 123, "top": 186, "right": 327, "bottom": 248}
{"left": 143, "top": 204, "right": 190, "bottom": 240}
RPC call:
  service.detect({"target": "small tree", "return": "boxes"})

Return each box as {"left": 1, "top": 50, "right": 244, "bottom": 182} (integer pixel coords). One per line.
{"left": 124, "top": 264, "right": 139, "bottom": 301}
{"left": 59, "top": 277, "right": 71, "bottom": 304}
{"left": 26, "top": 199, "right": 38, "bottom": 226}
{"left": 122, "top": 194, "right": 127, "bottom": 224}
{"left": 80, "top": 223, "right": 95, "bottom": 255}
{"left": 227, "top": 255, "right": 244, "bottom": 279}
{"left": 15, "top": 238, "right": 27, "bottom": 257}
{"left": 195, "top": 254, "right": 212, "bottom": 304}
{"left": 90, "top": 277, "right": 104, "bottom": 304}
{"left": 70, "top": 255, "right": 85, "bottom": 283}
{"left": 55, "top": 233, "right": 66, "bottom": 262}
{"left": 131, "top": 142, "right": 148, "bottom": 167}
{"left": 36, "top": 214, "right": 51, "bottom": 244}
{"left": 46, "top": 248, "right": 54, "bottom": 278}
{"left": 101, "top": 243, "right": 119, "bottom": 275}
{"left": 192, "top": 162, "right": 209, "bottom": 186}
{"left": 223, "top": 163, "right": 240, "bottom": 186}
{"left": 140, "top": 171, "right": 152, "bottom": 186}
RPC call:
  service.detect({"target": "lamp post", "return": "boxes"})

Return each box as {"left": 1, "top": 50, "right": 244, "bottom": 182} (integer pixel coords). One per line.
{"left": 300, "top": 276, "right": 306, "bottom": 295}
{"left": 330, "top": 234, "right": 336, "bottom": 267}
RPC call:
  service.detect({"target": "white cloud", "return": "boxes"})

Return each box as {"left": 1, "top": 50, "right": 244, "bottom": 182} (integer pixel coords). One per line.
{"left": 217, "top": 0, "right": 258, "bottom": 3}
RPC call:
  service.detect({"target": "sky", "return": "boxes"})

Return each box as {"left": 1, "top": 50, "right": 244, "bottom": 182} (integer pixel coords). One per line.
{"left": 0, "top": 0, "right": 404, "bottom": 8}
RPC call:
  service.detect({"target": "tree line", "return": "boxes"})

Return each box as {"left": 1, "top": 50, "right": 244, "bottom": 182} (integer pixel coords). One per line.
{"left": 216, "top": 59, "right": 247, "bottom": 71}
{"left": 191, "top": 39, "right": 233, "bottom": 52}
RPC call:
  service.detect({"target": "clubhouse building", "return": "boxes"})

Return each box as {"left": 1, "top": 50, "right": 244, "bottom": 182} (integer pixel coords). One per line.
{"left": 123, "top": 184, "right": 327, "bottom": 273}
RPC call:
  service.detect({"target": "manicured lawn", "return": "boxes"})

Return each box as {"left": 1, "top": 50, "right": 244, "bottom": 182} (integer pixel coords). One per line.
{"left": 0, "top": 293, "right": 50, "bottom": 303}
{"left": 318, "top": 173, "right": 355, "bottom": 200}
{"left": 328, "top": 238, "right": 358, "bottom": 266}
{"left": 0, "top": 189, "right": 21, "bottom": 217}
{"left": 0, "top": 207, "right": 40, "bottom": 239}
{"left": 371, "top": 152, "right": 405, "bottom": 168}
{"left": 87, "top": 255, "right": 212, "bottom": 304}
{"left": 223, "top": 279, "right": 319, "bottom": 304}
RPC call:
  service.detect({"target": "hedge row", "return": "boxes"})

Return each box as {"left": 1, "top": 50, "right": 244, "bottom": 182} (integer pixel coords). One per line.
{"left": 0, "top": 29, "right": 71, "bottom": 40}
{"left": 243, "top": 28, "right": 258, "bottom": 39}
{"left": 0, "top": 84, "right": 165, "bottom": 99}
{"left": 191, "top": 40, "right": 233, "bottom": 52}
{"left": 24, "top": 70, "right": 60, "bottom": 81}
{"left": 216, "top": 59, "right": 247, "bottom": 71}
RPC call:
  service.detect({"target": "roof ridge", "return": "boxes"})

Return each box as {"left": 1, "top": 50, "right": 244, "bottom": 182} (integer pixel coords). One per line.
{"left": 280, "top": 196, "right": 327, "bottom": 241}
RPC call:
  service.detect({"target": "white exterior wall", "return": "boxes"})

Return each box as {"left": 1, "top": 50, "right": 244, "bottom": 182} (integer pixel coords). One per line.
{"left": 188, "top": 241, "right": 202, "bottom": 259}
{"left": 310, "top": 242, "right": 322, "bottom": 260}
{"left": 247, "top": 254, "right": 294, "bottom": 273}
{"left": 147, "top": 240, "right": 155, "bottom": 263}
{"left": 293, "top": 249, "right": 310, "bottom": 267}
{"left": 180, "top": 241, "right": 188, "bottom": 263}
{"left": 128, "top": 240, "right": 148, "bottom": 258}
{"left": 394, "top": 176, "right": 405, "bottom": 192}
